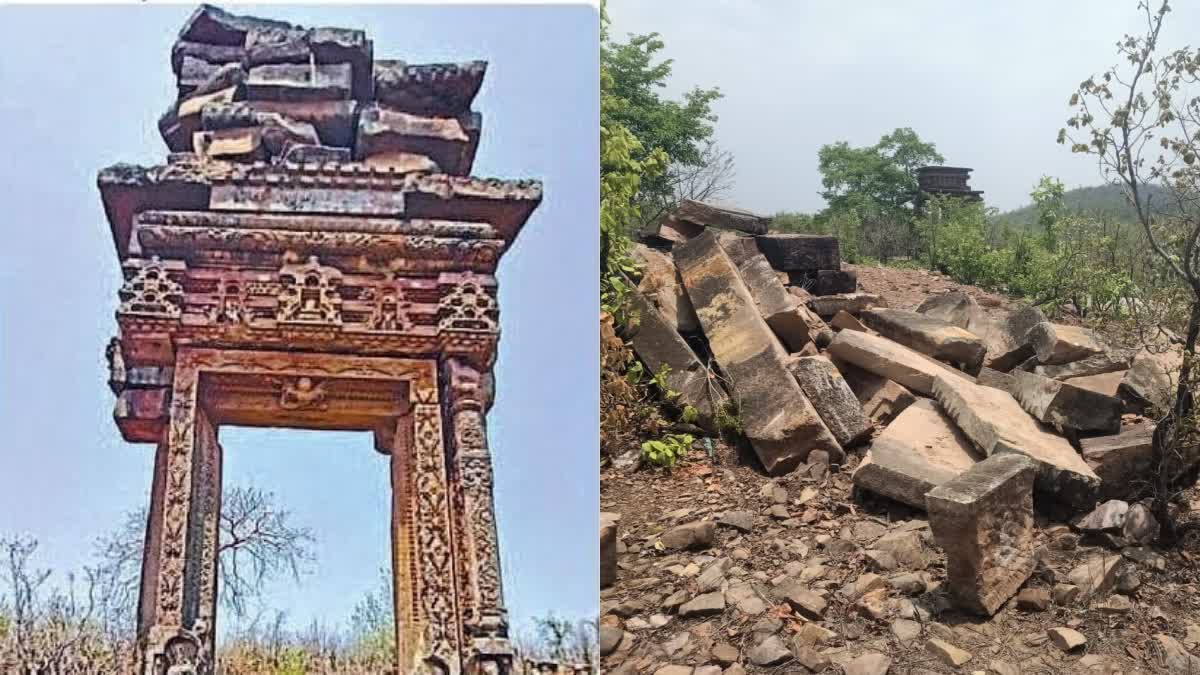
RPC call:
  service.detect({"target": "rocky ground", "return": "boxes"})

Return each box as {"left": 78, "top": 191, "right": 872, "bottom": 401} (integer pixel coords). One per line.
{"left": 601, "top": 264, "right": 1200, "bottom": 675}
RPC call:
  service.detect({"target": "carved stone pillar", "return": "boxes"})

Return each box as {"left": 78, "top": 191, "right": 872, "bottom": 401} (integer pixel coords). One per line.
{"left": 392, "top": 377, "right": 464, "bottom": 675}
{"left": 442, "top": 357, "right": 512, "bottom": 674}
{"left": 135, "top": 352, "right": 222, "bottom": 675}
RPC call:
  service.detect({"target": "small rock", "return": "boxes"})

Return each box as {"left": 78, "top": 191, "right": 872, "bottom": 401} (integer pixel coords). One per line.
{"left": 696, "top": 558, "right": 731, "bottom": 592}
{"left": 1074, "top": 499, "right": 1128, "bottom": 532}
{"left": 678, "top": 592, "right": 725, "bottom": 618}
{"left": 989, "top": 660, "right": 1020, "bottom": 675}
{"left": 796, "top": 622, "right": 838, "bottom": 646}
{"left": 771, "top": 485, "right": 788, "bottom": 504}
{"left": 746, "top": 635, "right": 792, "bottom": 666}
{"left": 927, "top": 638, "right": 973, "bottom": 668}
{"left": 652, "top": 666, "right": 692, "bottom": 675}
{"left": 599, "top": 626, "right": 624, "bottom": 656}
{"left": 1122, "top": 503, "right": 1158, "bottom": 544}
{"left": 710, "top": 642, "right": 738, "bottom": 666}
{"left": 1015, "top": 587, "right": 1051, "bottom": 612}
{"left": 1094, "top": 594, "right": 1133, "bottom": 614}
{"left": 854, "top": 587, "right": 890, "bottom": 621}
{"left": 841, "top": 572, "right": 888, "bottom": 600}
{"left": 1053, "top": 583, "right": 1081, "bottom": 606}
{"left": 1048, "top": 627, "right": 1087, "bottom": 652}
{"left": 784, "top": 587, "right": 827, "bottom": 619}
{"left": 693, "top": 667, "right": 720, "bottom": 675}
{"left": 888, "top": 572, "right": 927, "bottom": 596}
{"left": 1154, "top": 634, "right": 1200, "bottom": 672}
{"left": 660, "top": 521, "right": 717, "bottom": 550}
{"left": 717, "top": 510, "right": 755, "bottom": 533}
{"left": 662, "top": 589, "right": 688, "bottom": 610}
{"left": 769, "top": 505, "right": 791, "bottom": 520}
{"left": 649, "top": 613, "right": 672, "bottom": 628}
{"left": 723, "top": 666, "right": 746, "bottom": 675}
{"left": 843, "top": 652, "right": 892, "bottom": 675}
{"left": 794, "top": 643, "right": 832, "bottom": 671}
{"left": 864, "top": 549, "right": 898, "bottom": 572}
{"left": 891, "top": 618, "right": 922, "bottom": 645}
{"left": 1066, "top": 554, "right": 1122, "bottom": 597}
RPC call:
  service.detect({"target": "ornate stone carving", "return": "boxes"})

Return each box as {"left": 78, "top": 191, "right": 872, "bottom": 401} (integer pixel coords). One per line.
{"left": 277, "top": 255, "right": 343, "bottom": 324}
{"left": 206, "top": 279, "right": 246, "bottom": 324}
{"left": 107, "top": 337, "right": 127, "bottom": 393}
{"left": 413, "top": 401, "right": 462, "bottom": 669}
{"left": 279, "top": 376, "right": 328, "bottom": 409}
{"left": 366, "top": 285, "right": 415, "bottom": 331}
{"left": 439, "top": 275, "right": 497, "bottom": 333}
{"left": 119, "top": 257, "right": 185, "bottom": 319}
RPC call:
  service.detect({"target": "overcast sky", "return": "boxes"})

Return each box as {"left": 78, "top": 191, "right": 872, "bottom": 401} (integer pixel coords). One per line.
{"left": 0, "top": 3, "right": 597, "bottom": 640}
{"left": 607, "top": 0, "right": 1200, "bottom": 214}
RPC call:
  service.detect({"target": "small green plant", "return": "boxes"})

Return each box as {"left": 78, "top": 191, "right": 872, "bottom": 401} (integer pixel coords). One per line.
{"left": 641, "top": 433, "right": 694, "bottom": 468}
{"left": 714, "top": 401, "right": 743, "bottom": 437}
{"left": 680, "top": 405, "right": 699, "bottom": 425}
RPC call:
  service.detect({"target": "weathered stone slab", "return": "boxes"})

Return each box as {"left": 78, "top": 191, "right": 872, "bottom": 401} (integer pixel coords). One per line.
{"left": 171, "top": 40, "right": 246, "bottom": 75}
{"left": 158, "top": 85, "right": 240, "bottom": 152}
{"left": 202, "top": 100, "right": 360, "bottom": 147}
{"left": 860, "top": 308, "right": 987, "bottom": 374}
{"left": 931, "top": 374, "right": 1100, "bottom": 508}
{"left": 787, "top": 355, "right": 872, "bottom": 448}
{"left": 114, "top": 387, "right": 171, "bottom": 443}
{"left": 974, "top": 305, "right": 1047, "bottom": 372}
{"left": 631, "top": 244, "right": 699, "bottom": 333}
{"left": 179, "top": 4, "right": 295, "bottom": 46}
{"left": 675, "top": 231, "right": 841, "bottom": 473}
{"left": 1081, "top": 423, "right": 1155, "bottom": 500}
{"left": 1119, "top": 353, "right": 1175, "bottom": 414}
{"left": 1033, "top": 352, "right": 1132, "bottom": 380}
{"left": 641, "top": 215, "right": 704, "bottom": 245}
{"left": 807, "top": 292, "right": 886, "bottom": 318}
{"left": 827, "top": 329, "right": 972, "bottom": 396}
{"left": 916, "top": 291, "right": 981, "bottom": 329}
{"left": 718, "top": 234, "right": 813, "bottom": 351}
{"left": 674, "top": 198, "right": 769, "bottom": 235}
{"left": 853, "top": 399, "right": 981, "bottom": 509}
{"left": 624, "top": 290, "right": 727, "bottom": 431}
{"left": 243, "top": 26, "right": 311, "bottom": 68}
{"left": 1009, "top": 370, "right": 1122, "bottom": 437}
{"left": 245, "top": 62, "right": 353, "bottom": 101}
{"left": 926, "top": 453, "right": 1037, "bottom": 615}
{"left": 374, "top": 60, "right": 487, "bottom": 117}
{"left": 355, "top": 103, "right": 479, "bottom": 175}
{"left": 837, "top": 362, "right": 917, "bottom": 425}
{"left": 1063, "top": 370, "right": 1124, "bottom": 399}
{"left": 193, "top": 127, "right": 267, "bottom": 162}
{"left": 815, "top": 268, "right": 856, "bottom": 295}
{"left": 756, "top": 234, "right": 840, "bottom": 271}
{"left": 830, "top": 310, "right": 867, "bottom": 332}
{"left": 1028, "top": 322, "right": 1108, "bottom": 365}
{"left": 308, "top": 26, "right": 374, "bottom": 101}
{"left": 976, "top": 367, "right": 1015, "bottom": 392}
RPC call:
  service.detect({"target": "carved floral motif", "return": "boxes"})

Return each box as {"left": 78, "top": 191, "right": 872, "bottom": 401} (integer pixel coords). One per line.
{"left": 439, "top": 276, "right": 497, "bottom": 333}
{"left": 277, "top": 256, "right": 343, "bottom": 324}
{"left": 119, "top": 258, "right": 184, "bottom": 319}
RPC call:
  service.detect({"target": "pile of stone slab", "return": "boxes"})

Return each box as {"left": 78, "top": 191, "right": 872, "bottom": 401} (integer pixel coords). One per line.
{"left": 159, "top": 4, "right": 483, "bottom": 172}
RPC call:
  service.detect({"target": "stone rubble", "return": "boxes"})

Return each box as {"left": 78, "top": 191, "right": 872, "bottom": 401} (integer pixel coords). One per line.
{"left": 607, "top": 230, "right": 1200, "bottom": 675}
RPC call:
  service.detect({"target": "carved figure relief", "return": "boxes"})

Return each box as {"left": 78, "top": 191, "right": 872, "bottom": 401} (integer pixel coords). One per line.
{"left": 207, "top": 280, "right": 246, "bottom": 325}
{"left": 366, "top": 285, "right": 415, "bottom": 332}
{"left": 277, "top": 255, "right": 343, "bottom": 324}
{"left": 279, "top": 377, "right": 329, "bottom": 410}
{"left": 439, "top": 277, "right": 498, "bottom": 332}
{"left": 119, "top": 258, "right": 184, "bottom": 319}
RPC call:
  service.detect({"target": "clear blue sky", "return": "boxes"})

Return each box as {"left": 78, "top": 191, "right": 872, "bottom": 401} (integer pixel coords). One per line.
{"left": 0, "top": 4, "right": 598, "bottom": 639}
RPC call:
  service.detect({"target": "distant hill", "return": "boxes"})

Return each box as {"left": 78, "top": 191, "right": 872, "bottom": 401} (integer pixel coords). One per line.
{"left": 996, "top": 183, "right": 1169, "bottom": 225}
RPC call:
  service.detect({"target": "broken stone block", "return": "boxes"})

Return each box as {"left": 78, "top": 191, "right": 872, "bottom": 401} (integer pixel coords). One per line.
{"left": 815, "top": 268, "right": 857, "bottom": 295}
{"left": 860, "top": 308, "right": 987, "bottom": 374}
{"left": 1033, "top": 352, "right": 1132, "bottom": 380}
{"left": 355, "top": 103, "right": 479, "bottom": 175}
{"left": 1066, "top": 553, "right": 1122, "bottom": 598}
{"left": 1074, "top": 499, "right": 1129, "bottom": 533}
{"left": 1028, "top": 322, "right": 1108, "bottom": 365}
{"left": 202, "top": 100, "right": 359, "bottom": 147}
{"left": 1063, "top": 370, "right": 1125, "bottom": 398}
{"left": 975, "top": 305, "right": 1047, "bottom": 372}
{"left": 852, "top": 400, "right": 981, "bottom": 510}
{"left": 976, "top": 367, "right": 1015, "bottom": 392}
{"left": 601, "top": 513, "right": 618, "bottom": 588}
{"left": 278, "top": 144, "right": 352, "bottom": 164}
{"left": 243, "top": 25, "right": 311, "bottom": 67}
{"left": 630, "top": 244, "right": 699, "bottom": 333}
{"left": 193, "top": 127, "right": 267, "bottom": 162}
{"left": 674, "top": 198, "right": 769, "bottom": 235}
{"left": 171, "top": 40, "right": 246, "bottom": 75}
{"left": 1048, "top": 627, "right": 1087, "bottom": 652}
{"left": 245, "top": 62, "right": 353, "bottom": 101}
{"left": 755, "top": 233, "right": 840, "bottom": 271}
{"left": 624, "top": 290, "right": 728, "bottom": 431}
{"left": 658, "top": 520, "right": 715, "bottom": 550}
{"left": 373, "top": 60, "right": 487, "bottom": 117}
{"left": 837, "top": 361, "right": 917, "bottom": 425}
{"left": 926, "top": 638, "right": 973, "bottom": 668}
{"left": 925, "top": 453, "right": 1037, "bottom": 616}
{"left": 932, "top": 374, "right": 1100, "bottom": 508}
{"left": 807, "top": 292, "right": 886, "bottom": 318}
{"left": 158, "top": 85, "right": 240, "bottom": 152}
{"left": 786, "top": 355, "right": 872, "bottom": 448}
{"left": 675, "top": 231, "right": 842, "bottom": 473}
{"left": 1119, "top": 353, "right": 1174, "bottom": 414}
{"left": 1081, "top": 423, "right": 1155, "bottom": 500}
{"left": 678, "top": 591, "right": 725, "bottom": 618}
{"left": 828, "top": 329, "right": 972, "bottom": 396}
{"left": 718, "top": 235, "right": 815, "bottom": 351}
{"left": 1009, "top": 370, "right": 1122, "bottom": 437}
{"left": 916, "top": 291, "right": 981, "bottom": 329}
{"left": 640, "top": 214, "right": 704, "bottom": 245}
{"left": 308, "top": 26, "right": 374, "bottom": 101}
{"left": 114, "top": 387, "right": 171, "bottom": 442}
{"left": 179, "top": 4, "right": 296, "bottom": 46}
{"left": 830, "top": 310, "right": 866, "bottom": 332}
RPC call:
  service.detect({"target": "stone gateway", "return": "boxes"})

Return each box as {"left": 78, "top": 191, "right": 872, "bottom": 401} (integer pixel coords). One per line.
{"left": 100, "top": 6, "right": 541, "bottom": 674}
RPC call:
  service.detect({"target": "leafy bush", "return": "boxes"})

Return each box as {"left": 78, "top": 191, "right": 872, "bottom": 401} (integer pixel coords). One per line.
{"left": 640, "top": 433, "right": 695, "bottom": 468}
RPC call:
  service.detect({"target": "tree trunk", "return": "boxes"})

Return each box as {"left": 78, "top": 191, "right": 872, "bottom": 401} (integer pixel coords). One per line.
{"left": 1152, "top": 297, "right": 1200, "bottom": 545}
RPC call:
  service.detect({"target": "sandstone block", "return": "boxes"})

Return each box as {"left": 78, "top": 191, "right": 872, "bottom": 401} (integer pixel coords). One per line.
{"left": 1034, "top": 352, "right": 1132, "bottom": 380}
{"left": 828, "top": 329, "right": 971, "bottom": 396}
{"left": 1066, "top": 553, "right": 1122, "bottom": 597}
{"left": 659, "top": 520, "right": 715, "bottom": 550}
{"left": 373, "top": 60, "right": 486, "bottom": 117}
{"left": 601, "top": 514, "right": 618, "bottom": 588}
{"left": 853, "top": 400, "right": 981, "bottom": 509}
{"left": 807, "top": 292, "right": 885, "bottom": 317}
{"left": 756, "top": 233, "right": 840, "bottom": 271}
{"left": 718, "top": 235, "right": 814, "bottom": 351}
{"left": 976, "top": 367, "right": 1015, "bottom": 392}
{"left": 624, "top": 290, "right": 728, "bottom": 431}
{"left": 1119, "top": 353, "right": 1174, "bottom": 414}
{"left": 245, "top": 62, "right": 353, "bottom": 101}
{"left": 861, "top": 308, "right": 987, "bottom": 374}
{"left": 630, "top": 244, "right": 699, "bottom": 333}
{"left": 787, "top": 355, "right": 872, "bottom": 448}
{"left": 675, "top": 198, "right": 769, "bottom": 235}
{"left": 932, "top": 374, "right": 1100, "bottom": 508}
{"left": 1063, "top": 370, "right": 1124, "bottom": 398}
{"left": 916, "top": 290, "right": 981, "bottom": 329}
{"left": 926, "top": 453, "right": 1037, "bottom": 615}
{"left": 815, "top": 268, "right": 857, "bottom": 295}
{"left": 975, "top": 305, "right": 1047, "bottom": 372}
{"left": 355, "top": 103, "right": 478, "bottom": 175}
{"left": 1009, "top": 370, "right": 1122, "bottom": 436}
{"left": 641, "top": 215, "right": 703, "bottom": 245}
{"left": 675, "top": 231, "right": 842, "bottom": 473}
{"left": 837, "top": 361, "right": 917, "bottom": 425}
{"left": 1028, "top": 322, "right": 1107, "bottom": 365}
{"left": 830, "top": 310, "right": 867, "bottom": 332}
{"left": 1081, "top": 423, "right": 1155, "bottom": 500}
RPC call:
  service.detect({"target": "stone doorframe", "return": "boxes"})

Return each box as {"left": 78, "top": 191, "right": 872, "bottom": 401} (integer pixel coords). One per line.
{"left": 135, "top": 346, "right": 508, "bottom": 675}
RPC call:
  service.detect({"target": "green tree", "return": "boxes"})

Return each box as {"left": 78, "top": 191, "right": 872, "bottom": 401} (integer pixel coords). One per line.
{"left": 600, "top": 5, "right": 723, "bottom": 223}
{"left": 817, "top": 127, "right": 944, "bottom": 225}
